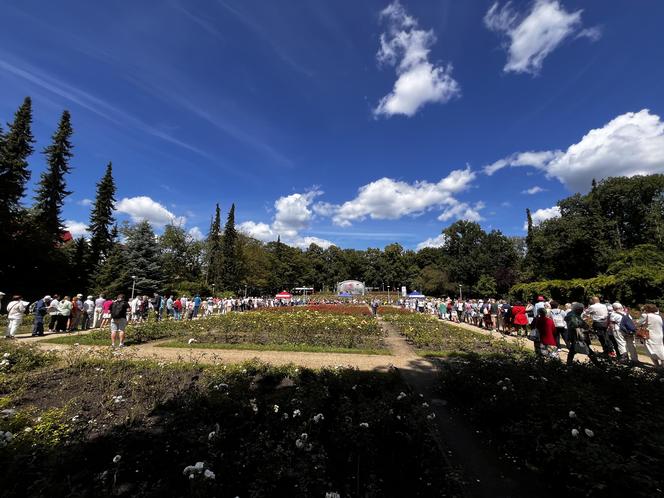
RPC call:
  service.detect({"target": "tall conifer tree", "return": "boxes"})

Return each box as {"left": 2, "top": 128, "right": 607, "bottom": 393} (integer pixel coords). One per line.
{"left": 0, "top": 97, "right": 35, "bottom": 287}
{"left": 220, "top": 203, "right": 240, "bottom": 290}
{"left": 88, "top": 163, "right": 116, "bottom": 265}
{"left": 206, "top": 203, "right": 223, "bottom": 287}
{"left": 34, "top": 110, "right": 74, "bottom": 242}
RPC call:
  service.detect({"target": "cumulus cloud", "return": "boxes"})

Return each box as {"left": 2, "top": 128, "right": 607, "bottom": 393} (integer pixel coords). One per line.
{"left": 416, "top": 233, "right": 447, "bottom": 251}
{"left": 485, "top": 110, "right": 664, "bottom": 191}
{"left": 374, "top": 0, "right": 460, "bottom": 117}
{"left": 116, "top": 196, "right": 186, "bottom": 227}
{"left": 324, "top": 167, "right": 476, "bottom": 227}
{"left": 272, "top": 190, "right": 322, "bottom": 239}
{"left": 64, "top": 220, "right": 89, "bottom": 238}
{"left": 238, "top": 221, "right": 275, "bottom": 242}
{"left": 437, "top": 201, "right": 485, "bottom": 222}
{"left": 484, "top": 0, "right": 600, "bottom": 75}
{"left": 238, "top": 191, "right": 335, "bottom": 249}
{"left": 291, "top": 236, "right": 335, "bottom": 250}
{"left": 77, "top": 198, "right": 93, "bottom": 206}
{"left": 524, "top": 205, "right": 561, "bottom": 229}
{"left": 522, "top": 186, "right": 546, "bottom": 195}
{"left": 187, "top": 226, "right": 204, "bottom": 241}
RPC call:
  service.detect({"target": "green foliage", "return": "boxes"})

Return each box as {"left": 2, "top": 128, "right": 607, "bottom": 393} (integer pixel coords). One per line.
{"left": 526, "top": 175, "right": 664, "bottom": 280}
{"left": 220, "top": 203, "right": 242, "bottom": 291}
{"left": 475, "top": 274, "right": 497, "bottom": 297}
{"left": 34, "top": 110, "right": 74, "bottom": 243}
{"left": 124, "top": 221, "right": 164, "bottom": 294}
{"left": 0, "top": 341, "right": 56, "bottom": 375}
{"left": 87, "top": 162, "right": 116, "bottom": 266}
{"left": 438, "top": 355, "right": 664, "bottom": 496}
{"left": 382, "top": 312, "right": 528, "bottom": 357}
{"left": 205, "top": 203, "right": 223, "bottom": 288}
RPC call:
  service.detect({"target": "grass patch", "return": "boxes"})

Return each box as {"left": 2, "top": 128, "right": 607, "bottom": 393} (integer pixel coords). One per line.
{"left": 156, "top": 340, "right": 391, "bottom": 355}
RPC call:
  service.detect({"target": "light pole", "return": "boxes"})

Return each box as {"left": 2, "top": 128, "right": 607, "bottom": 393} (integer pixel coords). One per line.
{"left": 212, "top": 283, "right": 215, "bottom": 297}
{"left": 458, "top": 284, "right": 463, "bottom": 302}
{"left": 244, "top": 285, "right": 248, "bottom": 298}
{"left": 131, "top": 276, "right": 137, "bottom": 300}
{"left": 387, "top": 285, "right": 390, "bottom": 304}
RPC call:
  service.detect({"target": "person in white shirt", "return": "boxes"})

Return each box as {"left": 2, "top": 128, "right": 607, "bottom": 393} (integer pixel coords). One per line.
{"left": 609, "top": 303, "right": 639, "bottom": 363}
{"left": 93, "top": 295, "right": 105, "bottom": 328}
{"left": 47, "top": 294, "right": 60, "bottom": 332}
{"left": 5, "top": 295, "right": 28, "bottom": 339}
{"left": 584, "top": 296, "right": 615, "bottom": 357}
{"left": 639, "top": 304, "right": 664, "bottom": 368}
{"left": 82, "top": 296, "right": 95, "bottom": 330}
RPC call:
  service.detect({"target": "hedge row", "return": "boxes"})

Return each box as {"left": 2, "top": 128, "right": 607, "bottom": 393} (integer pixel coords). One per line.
{"left": 509, "top": 266, "right": 664, "bottom": 308}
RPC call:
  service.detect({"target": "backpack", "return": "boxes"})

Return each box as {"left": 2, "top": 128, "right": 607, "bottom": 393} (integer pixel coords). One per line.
{"left": 111, "top": 301, "right": 126, "bottom": 319}
{"left": 551, "top": 309, "right": 566, "bottom": 328}
{"left": 619, "top": 313, "right": 637, "bottom": 335}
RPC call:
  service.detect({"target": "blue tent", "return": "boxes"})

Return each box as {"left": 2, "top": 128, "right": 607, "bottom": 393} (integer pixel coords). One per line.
{"left": 338, "top": 291, "right": 352, "bottom": 297}
{"left": 407, "top": 291, "right": 425, "bottom": 298}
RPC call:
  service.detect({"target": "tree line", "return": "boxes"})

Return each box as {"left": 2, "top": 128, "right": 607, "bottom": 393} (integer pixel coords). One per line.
{"left": 1, "top": 98, "right": 662, "bottom": 304}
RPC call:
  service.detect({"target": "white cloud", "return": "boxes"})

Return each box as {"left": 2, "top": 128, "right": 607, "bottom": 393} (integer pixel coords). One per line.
{"left": 374, "top": 0, "right": 460, "bottom": 117}
{"left": 484, "top": 0, "right": 600, "bottom": 75}
{"left": 238, "top": 191, "right": 334, "bottom": 249}
{"left": 116, "top": 196, "right": 186, "bottom": 227}
{"left": 272, "top": 190, "right": 321, "bottom": 238}
{"left": 416, "top": 233, "right": 447, "bottom": 250}
{"left": 64, "top": 220, "right": 89, "bottom": 238}
{"left": 187, "top": 226, "right": 204, "bottom": 241}
{"left": 238, "top": 221, "right": 275, "bottom": 242}
{"left": 292, "top": 236, "right": 335, "bottom": 250}
{"left": 522, "top": 186, "right": 546, "bottom": 195}
{"left": 437, "top": 201, "right": 485, "bottom": 222}
{"left": 524, "top": 205, "right": 561, "bottom": 229}
{"left": 325, "top": 167, "right": 475, "bottom": 226}
{"left": 485, "top": 110, "right": 664, "bottom": 191}
{"left": 484, "top": 150, "right": 559, "bottom": 176}
{"left": 77, "top": 198, "right": 93, "bottom": 207}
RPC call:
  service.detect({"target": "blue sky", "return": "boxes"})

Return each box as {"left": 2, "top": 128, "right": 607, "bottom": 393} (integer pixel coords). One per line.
{"left": 1, "top": 0, "right": 663, "bottom": 250}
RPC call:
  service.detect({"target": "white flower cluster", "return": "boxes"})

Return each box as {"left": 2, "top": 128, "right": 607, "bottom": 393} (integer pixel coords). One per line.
{"left": 111, "top": 395, "right": 125, "bottom": 404}
{"left": 396, "top": 392, "right": 407, "bottom": 401}
{"left": 496, "top": 378, "right": 512, "bottom": 391}
{"left": 295, "top": 432, "right": 312, "bottom": 451}
{"left": 313, "top": 413, "right": 324, "bottom": 423}
{"left": 113, "top": 454, "right": 122, "bottom": 464}
{"left": 326, "top": 492, "right": 341, "bottom": 498}
{"left": 0, "top": 430, "right": 14, "bottom": 447}
{"left": 183, "top": 461, "right": 215, "bottom": 480}
{"left": 292, "top": 409, "right": 301, "bottom": 418}
{"left": 359, "top": 422, "right": 369, "bottom": 428}
{"left": 212, "top": 383, "right": 229, "bottom": 390}
{"left": 249, "top": 399, "right": 258, "bottom": 414}
{"left": 0, "top": 359, "right": 10, "bottom": 369}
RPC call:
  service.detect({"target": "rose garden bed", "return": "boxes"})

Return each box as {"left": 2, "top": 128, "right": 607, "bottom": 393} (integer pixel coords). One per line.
{"left": 381, "top": 312, "right": 528, "bottom": 358}
{"left": 437, "top": 355, "right": 664, "bottom": 497}
{"left": 0, "top": 344, "right": 461, "bottom": 497}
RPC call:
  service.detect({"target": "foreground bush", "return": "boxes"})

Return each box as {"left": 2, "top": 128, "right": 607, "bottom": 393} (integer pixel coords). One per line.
{"left": 438, "top": 356, "right": 664, "bottom": 497}
{"left": 0, "top": 359, "right": 458, "bottom": 497}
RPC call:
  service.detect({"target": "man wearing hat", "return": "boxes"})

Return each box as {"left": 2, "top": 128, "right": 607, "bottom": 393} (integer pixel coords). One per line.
{"left": 32, "top": 296, "right": 52, "bottom": 336}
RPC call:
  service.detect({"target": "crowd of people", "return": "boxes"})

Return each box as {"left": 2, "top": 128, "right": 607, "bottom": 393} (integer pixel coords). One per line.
{"left": 0, "top": 291, "right": 299, "bottom": 346}
{"left": 400, "top": 295, "right": 664, "bottom": 368}
{"left": 3, "top": 290, "right": 662, "bottom": 367}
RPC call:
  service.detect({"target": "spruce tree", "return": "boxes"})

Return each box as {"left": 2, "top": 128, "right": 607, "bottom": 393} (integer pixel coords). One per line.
{"left": 206, "top": 203, "right": 223, "bottom": 287}
{"left": 0, "top": 97, "right": 35, "bottom": 288}
{"left": 0, "top": 97, "right": 34, "bottom": 235}
{"left": 92, "top": 243, "right": 130, "bottom": 297}
{"left": 34, "top": 110, "right": 74, "bottom": 242}
{"left": 220, "top": 203, "right": 240, "bottom": 291}
{"left": 88, "top": 163, "right": 116, "bottom": 265}
{"left": 124, "top": 221, "right": 164, "bottom": 294}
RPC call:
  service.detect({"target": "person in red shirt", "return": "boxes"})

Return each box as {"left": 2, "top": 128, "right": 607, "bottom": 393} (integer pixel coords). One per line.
{"left": 532, "top": 307, "right": 559, "bottom": 359}
{"left": 511, "top": 302, "right": 528, "bottom": 337}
